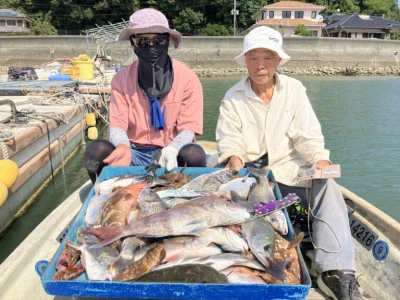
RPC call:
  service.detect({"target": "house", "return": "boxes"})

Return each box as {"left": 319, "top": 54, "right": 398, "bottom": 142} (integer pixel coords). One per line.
{"left": 0, "top": 9, "right": 33, "bottom": 36}
{"left": 243, "top": 1, "right": 325, "bottom": 37}
{"left": 323, "top": 13, "right": 400, "bottom": 39}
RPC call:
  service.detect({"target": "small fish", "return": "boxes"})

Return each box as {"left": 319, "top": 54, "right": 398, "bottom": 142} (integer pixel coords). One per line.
{"left": 137, "top": 264, "right": 229, "bottom": 283}
{"left": 109, "top": 236, "right": 147, "bottom": 279}
{"left": 53, "top": 263, "right": 85, "bottom": 280}
{"left": 214, "top": 175, "right": 257, "bottom": 200}
{"left": 138, "top": 187, "right": 169, "bottom": 218}
{"left": 88, "top": 196, "right": 250, "bottom": 247}
{"left": 55, "top": 238, "right": 81, "bottom": 271}
{"left": 159, "top": 169, "right": 193, "bottom": 188}
{"left": 196, "top": 227, "right": 249, "bottom": 253}
{"left": 99, "top": 182, "right": 148, "bottom": 227}
{"left": 156, "top": 188, "right": 207, "bottom": 199}
{"left": 247, "top": 167, "right": 276, "bottom": 205}
{"left": 114, "top": 243, "right": 166, "bottom": 282}
{"left": 273, "top": 231, "right": 304, "bottom": 284}
{"left": 181, "top": 169, "right": 234, "bottom": 191}
{"left": 153, "top": 253, "right": 266, "bottom": 272}
{"left": 241, "top": 217, "right": 275, "bottom": 268}
{"left": 83, "top": 193, "right": 109, "bottom": 228}
{"left": 163, "top": 236, "right": 222, "bottom": 262}
{"left": 221, "top": 266, "right": 283, "bottom": 284}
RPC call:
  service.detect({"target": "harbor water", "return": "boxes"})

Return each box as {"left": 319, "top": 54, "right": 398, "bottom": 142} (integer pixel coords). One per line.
{"left": 0, "top": 75, "right": 399, "bottom": 264}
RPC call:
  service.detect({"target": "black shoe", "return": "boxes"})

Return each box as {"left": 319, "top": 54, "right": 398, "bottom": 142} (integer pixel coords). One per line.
{"left": 317, "top": 270, "right": 363, "bottom": 300}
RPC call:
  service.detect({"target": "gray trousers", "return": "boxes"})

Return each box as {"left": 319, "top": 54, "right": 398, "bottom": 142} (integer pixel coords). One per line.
{"left": 278, "top": 179, "right": 355, "bottom": 273}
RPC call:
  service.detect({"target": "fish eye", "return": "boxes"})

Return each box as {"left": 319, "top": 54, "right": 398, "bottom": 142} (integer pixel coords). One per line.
{"left": 264, "top": 245, "right": 271, "bottom": 252}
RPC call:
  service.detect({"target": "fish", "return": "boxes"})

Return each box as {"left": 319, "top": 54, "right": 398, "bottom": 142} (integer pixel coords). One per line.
{"left": 221, "top": 266, "right": 283, "bottom": 284}
{"left": 55, "top": 238, "right": 81, "bottom": 271}
{"left": 159, "top": 169, "right": 193, "bottom": 188}
{"left": 114, "top": 243, "right": 166, "bottom": 282}
{"left": 214, "top": 175, "right": 257, "bottom": 200}
{"left": 273, "top": 231, "right": 304, "bottom": 284}
{"left": 195, "top": 227, "right": 249, "bottom": 253}
{"left": 52, "top": 263, "right": 85, "bottom": 280}
{"left": 264, "top": 210, "right": 289, "bottom": 236}
{"left": 180, "top": 168, "right": 234, "bottom": 191}
{"left": 247, "top": 167, "right": 276, "bottom": 205}
{"left": 83, "top": 193, "right": 109, "bottom": 228}
{"left": 163, "top": 236, "right": 222, "bottom": 262}
{"left": 109, "top": 236, "right": 147, "bottom": 279}
{"left": 67, "top": 236, "right": 120, "bottom": 281}
{"left": 155, "top": 188, "right": 207, "bottom": 199}
{"left": 164, "top": 197, "right": 190, "bottom": 208}
{"left": 241, "top": 217, "right": 275, "bottom": 268}
{"left": 99, "top": 175, "right": 168, "bottom": 195}
{"left": 136, "top": 264, "right": 229, "bottom": 283}
{"left": 153, "top": 252, "right": 266, "bottom": 272}
{"left": 98, "top": 182, "right": 148, "bottom": 227}
{"left": 88, "top": 196, "right": 251, "bottom": 248}
{"left": 138, "top": 187, "right": 169, "bottom": 218}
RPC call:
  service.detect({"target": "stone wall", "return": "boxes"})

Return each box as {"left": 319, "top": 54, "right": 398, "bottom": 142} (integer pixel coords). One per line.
{"left": 0, "top": 35, "right": 399, "bottom": 76}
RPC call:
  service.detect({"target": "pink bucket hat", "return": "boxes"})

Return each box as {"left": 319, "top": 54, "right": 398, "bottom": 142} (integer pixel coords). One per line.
{"left": 235, "top": 26, "right": 291, "bottom": 67}
{"left": 117, "top": 8, "right": 182, "bottom": 48}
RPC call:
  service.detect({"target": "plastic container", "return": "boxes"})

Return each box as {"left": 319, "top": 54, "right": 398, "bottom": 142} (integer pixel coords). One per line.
{"left": 60, "top": 66, "right": 80, "bottom": 80}
{"left": 71, "top": 60, "right": 94, "bottom": 80}
{"left": 48, "top": 74, "right": 71, "bottom": 81}
{"left": 40, "top": 167, "right": 311, "bottom": 299}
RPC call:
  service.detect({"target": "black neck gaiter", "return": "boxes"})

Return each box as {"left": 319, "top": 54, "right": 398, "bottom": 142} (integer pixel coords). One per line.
{"left": 134, "top": 43, "right": 173, "bottom": 99}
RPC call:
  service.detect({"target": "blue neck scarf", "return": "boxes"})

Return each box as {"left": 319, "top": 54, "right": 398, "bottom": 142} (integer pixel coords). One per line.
{"left": 149, "top": 96, "right": 164, "bottom": 130}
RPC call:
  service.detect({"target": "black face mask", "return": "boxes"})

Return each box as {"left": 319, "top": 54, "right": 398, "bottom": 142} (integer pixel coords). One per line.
{"left": 133, "top": 42, "right": 173, "bottom": 99}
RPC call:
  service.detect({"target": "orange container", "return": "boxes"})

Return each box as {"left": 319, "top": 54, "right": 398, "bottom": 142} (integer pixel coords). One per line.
{"left": 60, "top": 66, "right": 80, "bottom": 80}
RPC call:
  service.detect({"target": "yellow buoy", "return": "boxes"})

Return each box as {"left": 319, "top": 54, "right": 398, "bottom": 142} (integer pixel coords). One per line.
{"left": 85, "top": 113, "right": 96, "bottom": 127}
{"left": 87, "top": 126, "right": 98, "bottom": 140}
{"left": 0, "top": 182, "right": 7, "bottom": 207}
{"left": 78, "top": 54, "right": 89, "bottom": 61}
{"left": 0, "top": 159, "right": 19, "bottom": 189}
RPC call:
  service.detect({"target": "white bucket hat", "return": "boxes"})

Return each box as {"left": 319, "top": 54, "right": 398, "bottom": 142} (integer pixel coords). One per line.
{"left": 235, "top": 26, "right": 291, "bottom": 67}
{"left": 116, "top": 8, "right": 182, "bottom": 48}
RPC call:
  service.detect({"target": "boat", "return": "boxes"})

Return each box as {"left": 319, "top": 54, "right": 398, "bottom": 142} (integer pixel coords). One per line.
{"left": 0, "top": 140, "right": 398, "bottom": 299}
{"left": 0, "top": 79, "right": 110, "bottom": 234}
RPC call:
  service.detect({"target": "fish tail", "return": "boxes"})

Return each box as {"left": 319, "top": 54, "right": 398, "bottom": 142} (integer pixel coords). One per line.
{"left": 87, "top": 225, "right": 128, "bottom": 248}
{"left": 289, "top": 232, "right": 304, "bottom": 249}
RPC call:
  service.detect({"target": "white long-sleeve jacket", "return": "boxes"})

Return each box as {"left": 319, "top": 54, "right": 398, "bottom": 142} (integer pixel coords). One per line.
{"left": 216, "top": 73, "right": 330, "bottom": 187}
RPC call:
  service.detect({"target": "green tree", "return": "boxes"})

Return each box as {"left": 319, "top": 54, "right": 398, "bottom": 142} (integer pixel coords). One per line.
{"left": 294, "top": 24, "right": 311, "bottom": 36}
{"left": 201, "top": 23, "right": 231, "bottom": 36}
{"left": 29, "top": 13, "right": 57, "bottom": 35}
{"left": 172, "top": 8, "right": 205, "bottom": 35}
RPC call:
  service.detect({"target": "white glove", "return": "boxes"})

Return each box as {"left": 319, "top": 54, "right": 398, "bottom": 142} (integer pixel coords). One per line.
{"left": 159, "top": 145, "right": 178, "bottom": 171}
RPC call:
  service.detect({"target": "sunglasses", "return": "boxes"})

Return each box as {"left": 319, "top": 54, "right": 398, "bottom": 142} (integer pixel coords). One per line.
{"left": 130, "top": 34, "right": 169, "bottom": 48}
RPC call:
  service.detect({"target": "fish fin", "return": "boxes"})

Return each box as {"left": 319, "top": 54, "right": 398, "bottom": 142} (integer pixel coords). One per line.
{"left": 109, "top": 255, "right": 135, "bottom": 279}
{"left": 230, "top": 191, "right": 253, "bottom": 211}
{"left": 289, "top": 232, "right": 304, "bottom": 249}
{"left": 87, "top": 226, "right": 128, "bottom": 248}
{"left": 266, "top": 261, "right": 288, "bottom": 282}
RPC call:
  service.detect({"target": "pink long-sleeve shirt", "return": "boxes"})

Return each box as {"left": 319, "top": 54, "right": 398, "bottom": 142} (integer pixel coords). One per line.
{"left": 109, "top": 59, "right": 203, "bottom": 147}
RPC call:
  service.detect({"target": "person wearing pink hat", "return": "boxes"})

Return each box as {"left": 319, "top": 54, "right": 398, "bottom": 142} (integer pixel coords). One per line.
{"left": 84, "top": 8, "right": 206, "bottom": 182}
{"left": 215, "top": 26, "right": 363, "bottom": 300}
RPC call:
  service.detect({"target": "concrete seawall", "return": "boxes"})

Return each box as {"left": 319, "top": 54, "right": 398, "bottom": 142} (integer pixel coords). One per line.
{"left": 1, "top": 36, "right": 399, "bottom": 76}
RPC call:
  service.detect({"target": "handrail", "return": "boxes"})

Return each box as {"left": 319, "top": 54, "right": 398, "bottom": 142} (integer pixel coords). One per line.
{"left": 0, "top": 99, "right": 17, "bottom": 123}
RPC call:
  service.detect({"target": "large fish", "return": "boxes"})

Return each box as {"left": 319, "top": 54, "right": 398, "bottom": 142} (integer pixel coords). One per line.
{"left": 180, "top": 169, "right": 234, "bottom": 191}
{"left": 241, "top": 217, "right": 275, "bottom": 268}
{"left": 99, "top": 182, "right": 148, "bottom": 227}
{"left": 88, "top": 196, "right": 251, "bottom": 248}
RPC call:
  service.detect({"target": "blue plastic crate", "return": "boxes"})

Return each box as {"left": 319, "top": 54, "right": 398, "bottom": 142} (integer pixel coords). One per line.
{"left": 41, "top": 166, "right": 311, "bottom": 299}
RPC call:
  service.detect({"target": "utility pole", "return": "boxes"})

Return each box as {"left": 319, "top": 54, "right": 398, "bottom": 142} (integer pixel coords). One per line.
{"left": 231, "top": 0, "right": 239, "bottom": 36}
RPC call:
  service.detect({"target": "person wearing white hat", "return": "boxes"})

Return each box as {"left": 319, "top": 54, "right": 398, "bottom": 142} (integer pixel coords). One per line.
{"left": 215, "top": 26, "right": 363, "bottom": 300}
{"left": 84, "top": 8, "right": 206, "bottom": 182}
